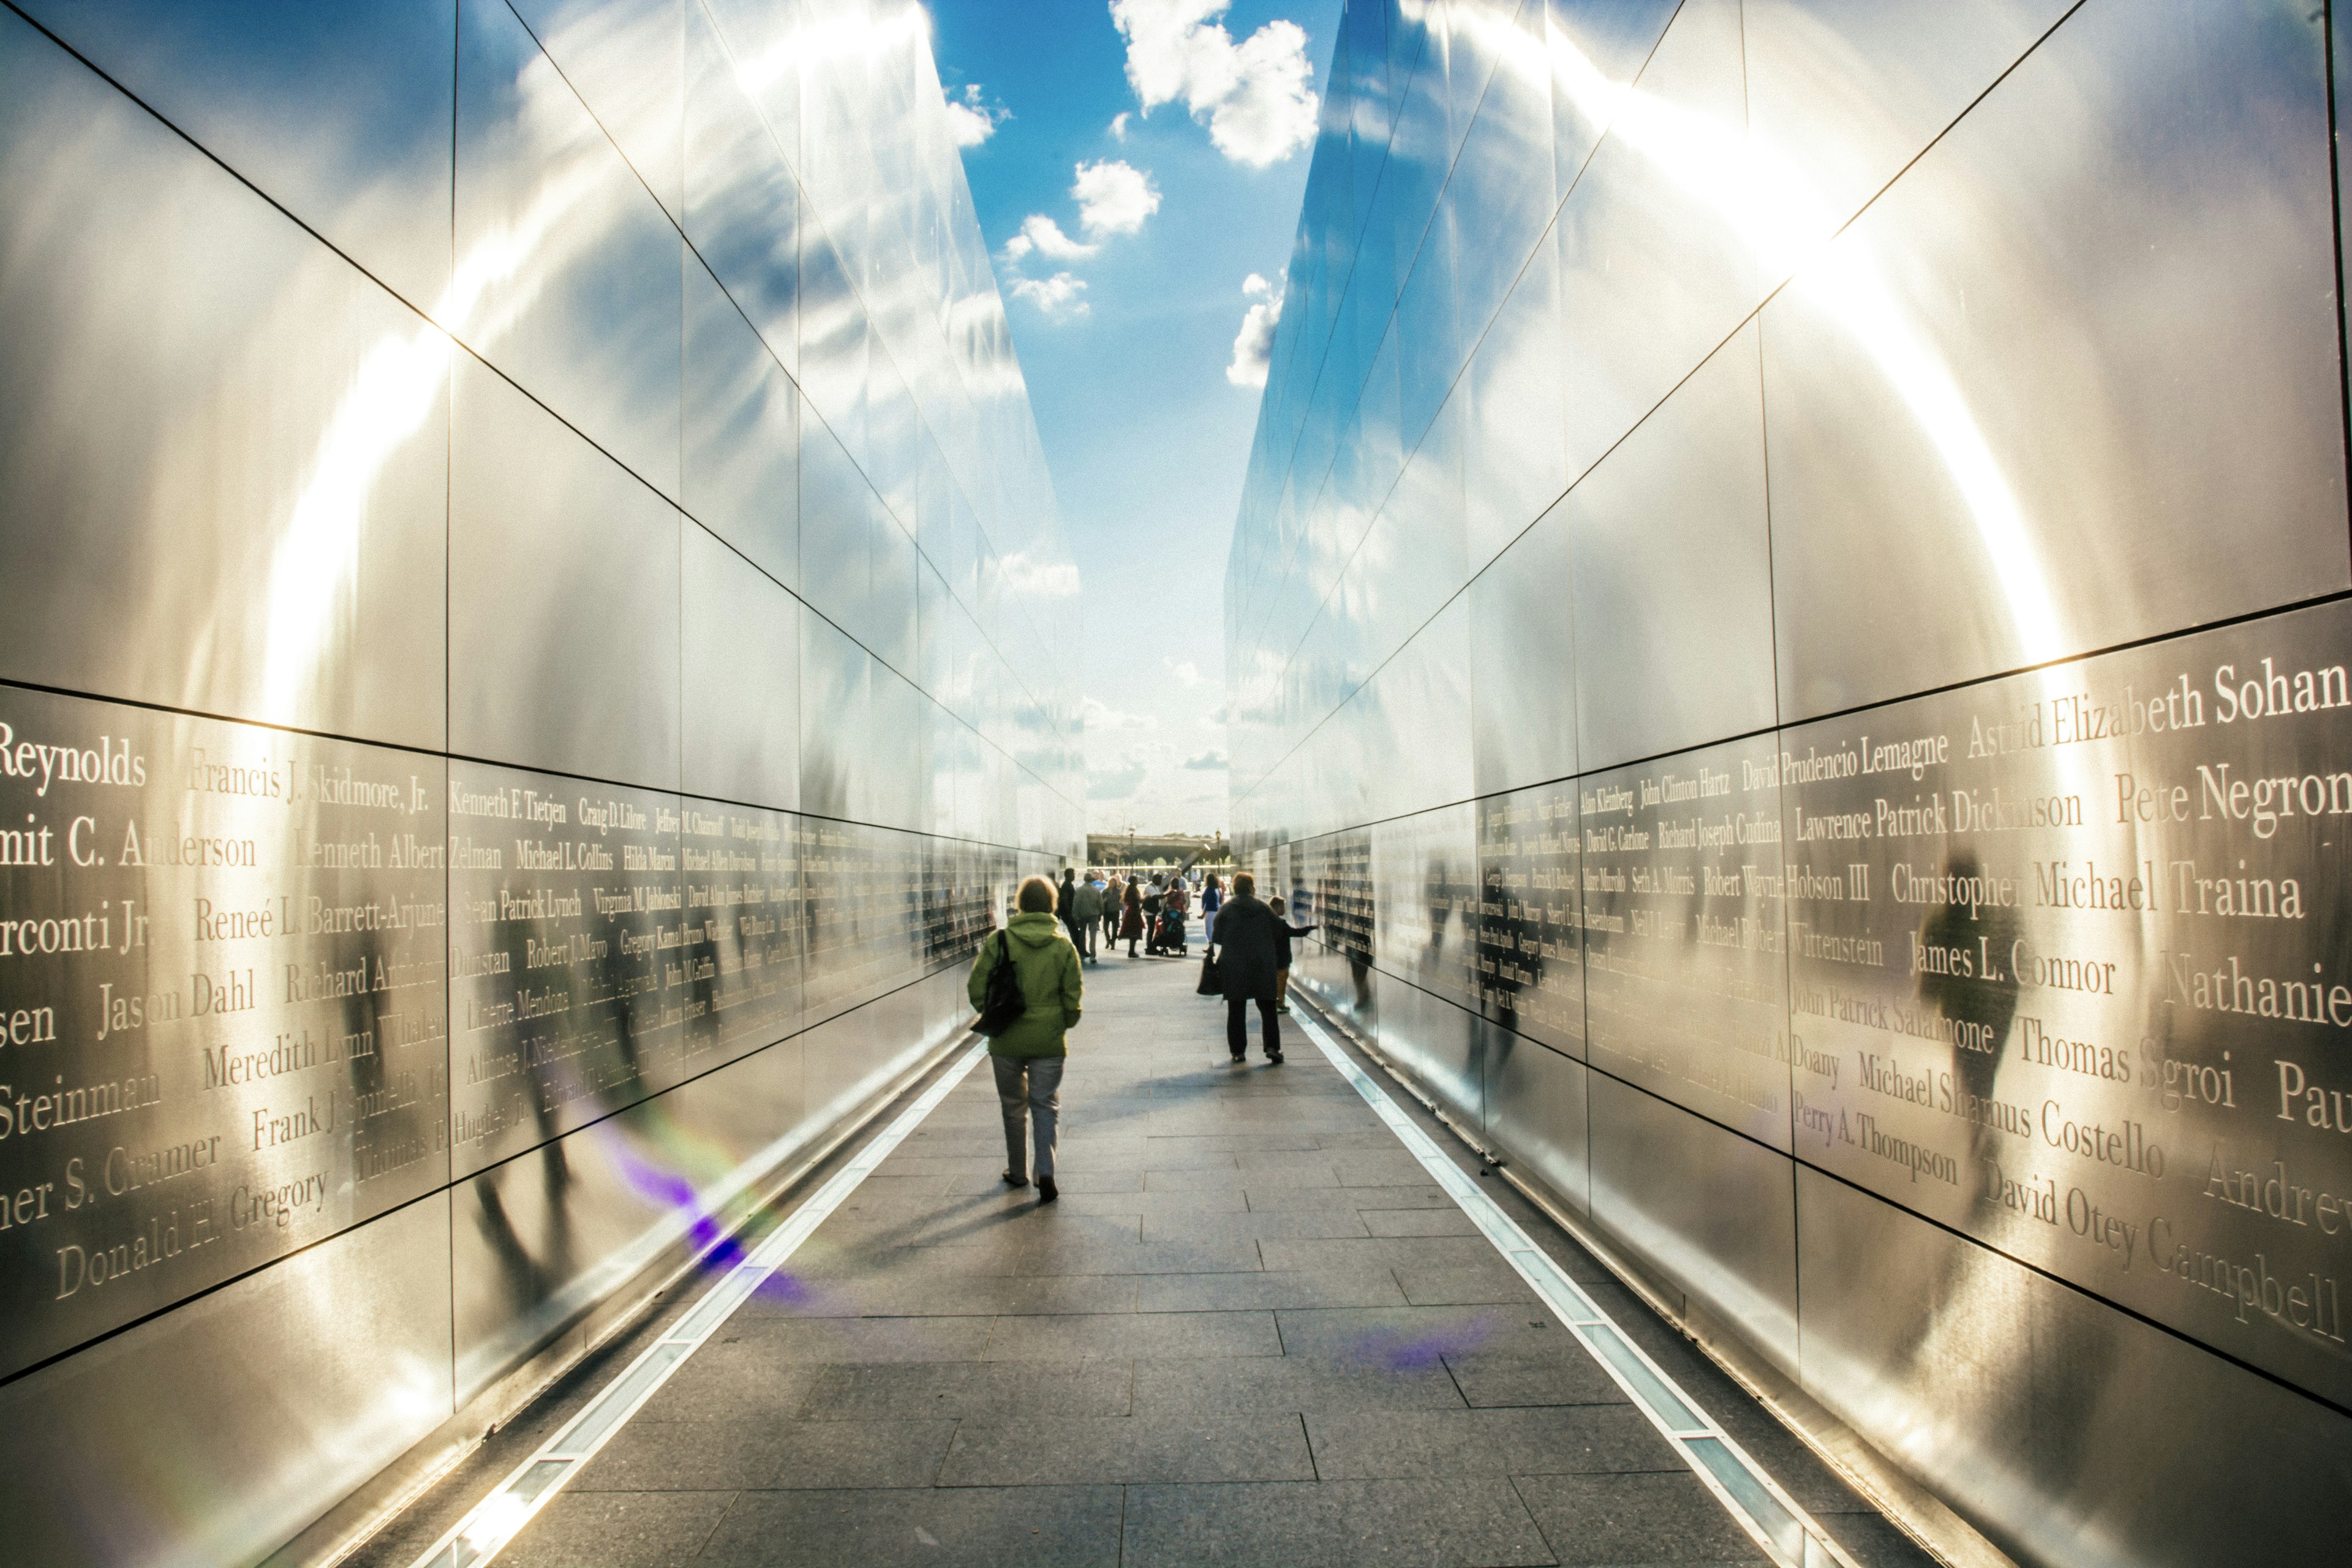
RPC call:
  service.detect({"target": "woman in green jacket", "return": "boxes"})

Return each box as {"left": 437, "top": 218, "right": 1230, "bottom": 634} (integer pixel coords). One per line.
{"left": 969, "top": 875, "right": 1084, "bottom": 1202}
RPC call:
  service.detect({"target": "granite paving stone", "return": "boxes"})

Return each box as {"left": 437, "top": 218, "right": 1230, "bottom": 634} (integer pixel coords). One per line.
{"left": 937, "top": 1413, "right": 1316, "bottom": 1485}
{"left": 1135, "top": 1268, "right": 1412, "bottom": 1312}
{"left": 1304, "top": 1406, "right": 1679, "bottom": 1479}
{"left": 498, "top": 1491, "right": 733, "bottom": 1568}
{"left": 1121, "top": 1477, "right": 1557, "bottom": 1567}
{"left": 699, "top": 1484, "right": 1125, "bottom": 1567}
{"left": 1512, "top": 1472, "right": 1771, "bottom": 1564}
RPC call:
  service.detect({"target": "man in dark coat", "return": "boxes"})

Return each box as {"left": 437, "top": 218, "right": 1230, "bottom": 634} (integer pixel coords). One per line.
{"left": 1209, "top": 871, "right": 1283, "bottom": 1063}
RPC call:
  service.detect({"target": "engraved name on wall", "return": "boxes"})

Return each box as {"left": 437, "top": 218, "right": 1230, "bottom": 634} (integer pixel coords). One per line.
{"left": 0, "top": 689, "right": 447, "bottom": 1374}
{"left": 1779, "top": 599, "right": 2352, "bottom": 1403}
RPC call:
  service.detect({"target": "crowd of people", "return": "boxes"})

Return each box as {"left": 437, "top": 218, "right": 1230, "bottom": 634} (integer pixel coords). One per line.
{"left": 971, "top": 865, "right": 1320, "bottom": 1207}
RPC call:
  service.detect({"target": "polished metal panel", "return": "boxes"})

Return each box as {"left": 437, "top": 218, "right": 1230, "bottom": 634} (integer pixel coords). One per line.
{"left": 869, "top": 508, "right": 921, "bottom": 680}
{"left": 1540, "top": 0, "right": 1681, "bottom": 189}
{"left": 682, "top": 254, "right": 801, "bottom": 590}
{"left": 454, "top": 1031, "right": 806, "bottom": 1402}
{"left": 1482, "top": 1031, "right": 1590, "bottom": 1216}
{"left": 1461, "top": 223, "right": 1565, "bottom": 575}
{"left": 1588, "top": 1075, "right": 1800, "bottom": 1374}
{"left": 1468, "top": 497, "right": 1577, "bottom": 798}
{"left": 445, "top": 761, "right": 683, "bottom": 1177}
{"left": 0, "top": 17, "right": 449, "bottom": 750}
{"left": 1580, "top": 734, "right": 1792, "bottom": 1151}
{"left": 448, "top": 356, "right": 683, "bottom": 791}
{"left": 1795, "top": 1168, "right": 2352, "bottom": 1567}
{"left": 509, "top": 0, "right": 686, "bottom": 225}
{"left": 1377, "top": 973, "right": 1485, "bottom": 1127}
{"left": 1779, "top": 598, "right": 2352, "bottom": 1405}
{"left": 797, "top": 398, "right": 873, "bottom": 641}
{"left": 1570, "top": 321, "right": 1776, "bottom": 771}
{"left": 12, "top": 0, "right": 457, "bottom": 309}
{"left": 679, "top": 797, "right": 803, "bottom": 1068}
{"left": 681, "top": 524, "right": 801, "bottom": 812}
{"left": 1383, "top": 598, "right": 1475, "bottom": 819}
{"left": 455, "top": 0, "right": 683, "bottom": 496}
{"left": 1441, "top": 0, "right": 1553, "bottom": 352}
{"left": 1371, "top": 799, "right": 1481, "bottom": 1017}
{"left": 1743, "top": 0, "right": 2072, "bottom": 286}
{"left": 1473, "top": 776, "right": 1583, "bottom": 1056}
{"left": 0, "top": 686, "right": 449, "bottom": 1378}
{"left": 1762, "top": 0, "right": 2345, "bottom": 720}
{"left": 684, "top": 0, "right": 800, "bottom": 379}
{"left": 1555, "top": 0, "right": 1755, "bottom": 481}
{"left": 0, "top": 1192, "right": 453, "bottom": 1568}
{"left": 798, "top": 610, "right": 870, "bottom": 822}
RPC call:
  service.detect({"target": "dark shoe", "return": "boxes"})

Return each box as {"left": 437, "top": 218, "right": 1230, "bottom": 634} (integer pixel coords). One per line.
{"left": 1036, "top": 1175, "right": 1058, "bottom": 1204}
{"left": 1003, "top": 1170, "right": 1029, "bottom": 1188}
{"left": 1265, "top": 1052, "right": 1284, "bottom": 1065}
{"left": 1229, "top": 1052, "right": 1246, "bottom": 1064}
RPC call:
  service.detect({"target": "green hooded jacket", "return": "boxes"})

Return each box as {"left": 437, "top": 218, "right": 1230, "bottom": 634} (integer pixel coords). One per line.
{"left": 968, "top": 911, "right": 1083, "bottom": 1057}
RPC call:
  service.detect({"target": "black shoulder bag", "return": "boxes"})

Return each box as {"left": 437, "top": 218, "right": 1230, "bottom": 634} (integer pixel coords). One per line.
{"left": 976, "top": 932, "right": 1027, "bottom": 1036}
{"left": 1196, "top": 943, "right": 1223, "bottom": 997}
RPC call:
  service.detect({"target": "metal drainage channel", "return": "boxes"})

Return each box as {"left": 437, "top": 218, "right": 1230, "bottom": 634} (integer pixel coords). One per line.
{"left": 1289, "top": 1007, "right": 1863, "bottom": 1568}
{"left": 404, "top": 1039, "right": 993, "bottom": 1568}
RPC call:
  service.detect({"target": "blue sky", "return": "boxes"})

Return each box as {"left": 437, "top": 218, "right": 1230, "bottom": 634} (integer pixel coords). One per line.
{"left": 930, "top": 0, "right": 1346, "bottom": 839}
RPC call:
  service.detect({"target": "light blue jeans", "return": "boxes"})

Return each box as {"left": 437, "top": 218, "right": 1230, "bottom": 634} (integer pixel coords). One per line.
{"left": 993, "top": 1055, "right": 1064, "bottom": 1180}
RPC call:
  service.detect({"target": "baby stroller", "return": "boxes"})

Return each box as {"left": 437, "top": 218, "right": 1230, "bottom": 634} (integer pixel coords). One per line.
{"left": 1155, "top": 903, "right": 1188, "bottom": 956}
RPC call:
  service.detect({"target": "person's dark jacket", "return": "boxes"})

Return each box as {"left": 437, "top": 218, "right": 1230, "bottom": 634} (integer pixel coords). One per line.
{"left": 1211, "top": 891, "right": 1281, "bottom": 998}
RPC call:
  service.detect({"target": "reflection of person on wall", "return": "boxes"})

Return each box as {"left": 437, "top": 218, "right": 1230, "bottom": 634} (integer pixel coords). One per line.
{"left": 1915, "top": 848, "right": 2021, "bottom": 1161}
{"left": 1270, "top": 895, "right": 1316, "bottom": 1014}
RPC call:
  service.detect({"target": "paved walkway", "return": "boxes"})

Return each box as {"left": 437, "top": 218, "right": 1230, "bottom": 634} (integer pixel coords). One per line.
{"left": 400, "top": 952, "right": 1935, "bottom": 1567}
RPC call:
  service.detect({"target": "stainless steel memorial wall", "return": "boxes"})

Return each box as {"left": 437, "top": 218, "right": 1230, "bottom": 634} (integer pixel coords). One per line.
{"left": 1225, "top": 2, "right": 2352, "bottom": 1564}
{"left": 0, "top": 2, "right": 1082, "bottom": 1562}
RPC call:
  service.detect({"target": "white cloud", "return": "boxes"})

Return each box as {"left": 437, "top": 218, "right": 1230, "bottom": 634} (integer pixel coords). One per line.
{"left": 1183, "top": 748, "right": 1229, "bottom": 771}
{"left": 1082, "top": 696, "right": 1157, "bottom": 732}
{"left": 1110, "top": 0, "right": 1318, "bottom": 168}
{"left": 1071, "top": 159, "right": 1160, "bottom": 237}
{"left": 943, "top": 83, "right": 1009, "bottom": 148}
{"left": 1225, "top": 273, "right": 1283, "bottom": 387}
{"left": 1090, "top": 748, "right": 1153, "bottom": 801}
{"left": 1001, "top": 214, "right": 1098, "bottom": 263}
{"left": 1008, "top": 271, "right": 1089, "bottom": 317}
{"left": 1162, "top": 657, "right": 1202, "bottom": 688}
{"left": 1109, "top": 110, "right": 1131, "bottom": 140}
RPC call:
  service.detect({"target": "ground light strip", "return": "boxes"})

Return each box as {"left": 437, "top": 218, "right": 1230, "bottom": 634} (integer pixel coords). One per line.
{"left": 1289, "top": 1009, "right": 1862, "bottom": 1568}
{"left": 405, "top": 1038, "right": 992, "bottom": 1568}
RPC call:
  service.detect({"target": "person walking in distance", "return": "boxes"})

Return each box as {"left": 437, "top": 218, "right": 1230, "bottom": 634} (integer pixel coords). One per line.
{"left": 1208, "top": 871, "right": 1283, "bottom": 1064}
{"left": 1120, "top": 878, "right": 1145, "bottom": 957}
{"left": 1070, "top": 870, "right": 1102, "bottom": 965}
{"left": 1200, "top": 873, "right": 1222, "bottom": 945}
{"left": 1270, "top": 895, "right": 1317, "bottom": 1014}
{"left": 1057, "top": 869, "right": 1085, "bottom": 959}
{"left": 970, "top": 876, "right": 1083, "bottom": 1203}
{"left": 1101, "top": 873, "right": 1125, "bottom": 949}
